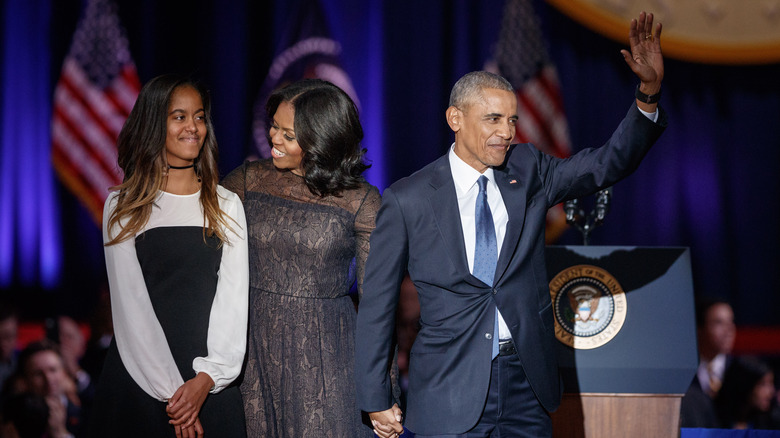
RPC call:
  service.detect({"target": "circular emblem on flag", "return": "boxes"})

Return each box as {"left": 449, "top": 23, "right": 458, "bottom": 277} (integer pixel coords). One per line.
{"left": 252, "top": 37, "right": 360, "bottom": 159}
{"left": 549, "top": 264, "right": 627, "bottom": 349}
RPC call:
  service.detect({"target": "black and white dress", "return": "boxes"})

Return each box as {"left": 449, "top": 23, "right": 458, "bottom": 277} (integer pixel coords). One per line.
{"left": 89, "top": 186, "right": 249, "bottom": 437}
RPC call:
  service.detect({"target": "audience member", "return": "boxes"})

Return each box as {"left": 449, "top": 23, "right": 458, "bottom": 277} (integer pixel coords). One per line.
{"left": 0, "top": 304, "right": 19, "bottom": 394}
{"left": 0, "top": 390, "right": 78, "bottom": 438}
{"left": 45, "top": 316, "right": 92, "bottom": 402}
{"left": 698, "top": 299, "right": 737, "bottom": 396}
{"left": 12, "top": 340, "right": 82, "bottom": 437}
{"left": 680, "top": 298, "right": 736, "bottom": 427}
{"left": 1, "top": 392, "right": 51, "bottom": 438}
{"left": 715, "top": 356, "right": 779, "bottom": 430}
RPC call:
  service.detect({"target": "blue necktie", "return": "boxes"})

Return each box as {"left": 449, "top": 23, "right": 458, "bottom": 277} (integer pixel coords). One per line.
{"left": 473, "top": 176, "right": 499, "bottom": 359}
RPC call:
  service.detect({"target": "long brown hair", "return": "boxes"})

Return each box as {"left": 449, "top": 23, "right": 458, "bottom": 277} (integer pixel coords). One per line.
{"left": 105, "top": 74, "right": 233, "bottom": 246}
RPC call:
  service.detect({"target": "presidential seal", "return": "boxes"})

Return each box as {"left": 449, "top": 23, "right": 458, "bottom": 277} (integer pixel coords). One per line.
{"left": 549, "top": 264, "right": 627, "bottom": 349}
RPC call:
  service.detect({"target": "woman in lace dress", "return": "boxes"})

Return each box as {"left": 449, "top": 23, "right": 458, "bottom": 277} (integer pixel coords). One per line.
{"left": 223, "top": 79, "right": 395, "bottom": 437}
{"left": 91, "top": 75, "right": 248, "bottom": 438}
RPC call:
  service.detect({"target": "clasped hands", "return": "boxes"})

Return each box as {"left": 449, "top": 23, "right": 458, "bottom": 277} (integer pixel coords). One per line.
{"left": 166, "top": 372, "right": 213, "bottom": 438}
{"left": 369, "top": 403, "right": 404, "bottom": 438}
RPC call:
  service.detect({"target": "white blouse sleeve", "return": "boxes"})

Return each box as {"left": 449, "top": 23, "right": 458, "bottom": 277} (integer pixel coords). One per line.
{"left": 102, "top": 193, "right": 184, "bottom": 401}
{"left": 191, "top": 187, "right": 249, "bottom": 392}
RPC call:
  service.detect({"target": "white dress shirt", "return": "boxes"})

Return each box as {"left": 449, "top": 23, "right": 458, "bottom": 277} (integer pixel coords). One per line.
{"left": 449, "top": 148, "right": 513, "bottom": 340}
{"left": 697, "top": 353, "right": 727, "bottom": 395}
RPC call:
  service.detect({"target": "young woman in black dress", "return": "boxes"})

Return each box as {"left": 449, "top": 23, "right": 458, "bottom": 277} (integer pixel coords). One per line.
{"left": 91, "top": 75, "right": 248, "bottom": 438}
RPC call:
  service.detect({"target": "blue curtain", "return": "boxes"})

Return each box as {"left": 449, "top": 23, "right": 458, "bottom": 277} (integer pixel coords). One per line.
{"left": 0, "top": 0, "right": 61, "bottom": 290}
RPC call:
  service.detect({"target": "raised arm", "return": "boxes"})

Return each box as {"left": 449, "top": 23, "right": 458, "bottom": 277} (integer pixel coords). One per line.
{"left": 620, "top": 11, "right": 664, "bottom": 113}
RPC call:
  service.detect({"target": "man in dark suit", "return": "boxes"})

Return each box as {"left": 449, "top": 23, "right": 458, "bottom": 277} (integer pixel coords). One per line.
{"left": 680, "top": 299, "right": 736, "bottom": 428}
{"left": 356, "top": 12, "right": 667, "bottom": 438}
{"left": 15, "top": 340, "right": 83, "bottom": 437}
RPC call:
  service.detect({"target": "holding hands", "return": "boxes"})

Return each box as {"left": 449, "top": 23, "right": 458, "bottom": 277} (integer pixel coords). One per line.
{"left": 369, "top": 403, "right": 404, "bottom": 438}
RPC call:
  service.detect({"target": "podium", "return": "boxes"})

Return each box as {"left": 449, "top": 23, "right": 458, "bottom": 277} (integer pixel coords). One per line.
{"left": 545, "top": 246, "right": 698, "bottom": 438}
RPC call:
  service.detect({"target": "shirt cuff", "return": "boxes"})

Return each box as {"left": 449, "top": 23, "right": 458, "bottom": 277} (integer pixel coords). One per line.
{"left": 638, "top": 107, "right": 659, "bottom": 123}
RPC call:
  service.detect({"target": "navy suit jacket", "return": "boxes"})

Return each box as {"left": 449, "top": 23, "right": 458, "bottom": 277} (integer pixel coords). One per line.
{"left": 356, "top": 104, "right": 667, "bottom": 435}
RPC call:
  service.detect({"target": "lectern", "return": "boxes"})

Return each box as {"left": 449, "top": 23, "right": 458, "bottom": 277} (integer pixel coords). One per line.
{"left": 546, "top": 246, "right": 698, "bottom": 438}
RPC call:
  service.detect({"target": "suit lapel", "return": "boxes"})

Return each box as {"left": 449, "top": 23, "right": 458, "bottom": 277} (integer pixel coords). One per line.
{"left": 494, "top": 165, "right": 528, "bottom": 284}
{"left": 427, "top": 156, "right": 482, "bottom": 287}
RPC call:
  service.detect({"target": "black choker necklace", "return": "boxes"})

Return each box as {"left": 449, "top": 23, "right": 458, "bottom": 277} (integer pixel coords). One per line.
{"left": 168, "top": 164, "right": 195, "bottom": 169}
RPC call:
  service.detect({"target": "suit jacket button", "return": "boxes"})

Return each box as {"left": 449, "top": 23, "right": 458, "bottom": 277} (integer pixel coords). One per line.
{"left": 492, "top": 288, "right": 497, "bottom": 295}
{"left": 485, "top": 333, "right": 493, "bottom": 340}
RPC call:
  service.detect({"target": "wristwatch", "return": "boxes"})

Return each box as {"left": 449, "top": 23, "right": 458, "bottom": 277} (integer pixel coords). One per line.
{"left": 635, "top": 85, "right": 661, "bottom": 104}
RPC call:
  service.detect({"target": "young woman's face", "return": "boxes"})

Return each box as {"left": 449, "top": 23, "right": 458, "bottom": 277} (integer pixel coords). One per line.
{"left": 165, "top": 86, "right": 206, "bottom": 167}
{"left": 269, "top": 101, "right": 304, "bottom": 175}
{"left": 751, "top": 371, "right": 776, "bottom": 412}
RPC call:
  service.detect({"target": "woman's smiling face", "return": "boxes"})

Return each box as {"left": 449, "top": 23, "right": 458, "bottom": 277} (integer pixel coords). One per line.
{"left": 269, "top": 100, "right": 304, "bottom": 175}
{"left": 165, "top": 85, "right": 206, "bottom": 167}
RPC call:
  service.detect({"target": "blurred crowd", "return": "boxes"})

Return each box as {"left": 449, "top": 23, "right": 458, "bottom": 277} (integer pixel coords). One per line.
{"left": 0, "top": 293, "right": 112, "bottom": 438}
{"left": 1, "top": 292, "right": 779, "bottom": 435}
{"left": 680, "top": 299, "right": 780, "bottom": 430}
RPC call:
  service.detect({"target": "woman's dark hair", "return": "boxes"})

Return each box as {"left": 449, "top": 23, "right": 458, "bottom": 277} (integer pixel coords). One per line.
{"left": 714, "top": 356, "right": 773, "bottom": 427}
{"left": 106, "top": 74, "right": 234, "bottom": 245}
{"left": 266, "top": 79, "right": 369, "bottom": 197}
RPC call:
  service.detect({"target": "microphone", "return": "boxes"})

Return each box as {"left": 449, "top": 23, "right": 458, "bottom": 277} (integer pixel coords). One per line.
{"left": 564, "top": 187, "right": 613, "bottom": 245}
{"left": 594, "top": 187, "right": 612, "bottom": 225}
{"left": 564, "top": 198, "right": 580, "bottom": 224}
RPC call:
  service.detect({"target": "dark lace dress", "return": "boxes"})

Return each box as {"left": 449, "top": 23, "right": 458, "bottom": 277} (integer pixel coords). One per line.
{"left": 223, "top": 160, "right": 382, "bottom": 438}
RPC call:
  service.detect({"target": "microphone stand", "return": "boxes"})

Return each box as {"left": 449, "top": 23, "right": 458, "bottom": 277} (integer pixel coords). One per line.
{"left": 563, "top": 187, "right": 612, "bottom": 246}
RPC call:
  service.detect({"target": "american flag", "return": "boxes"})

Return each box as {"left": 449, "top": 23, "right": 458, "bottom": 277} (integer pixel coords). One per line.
{"left": 51, "top": 0, "right": 141, "bottom": 224}
{"left": 491, "top": 0, "right": 570, "bottom": 158}
{"left": 252, "top": 0, "right": 359, "bottom": 158}
{"left": 488, "top": 0, "right": 572, "bottom": 240}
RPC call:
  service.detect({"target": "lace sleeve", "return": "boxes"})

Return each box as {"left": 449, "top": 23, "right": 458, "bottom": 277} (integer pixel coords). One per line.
{"left": 353, "top": 184, "right": 381, "bottom": 301}
{"left": 221, "top": 161, "right": 248, "bottom": 201}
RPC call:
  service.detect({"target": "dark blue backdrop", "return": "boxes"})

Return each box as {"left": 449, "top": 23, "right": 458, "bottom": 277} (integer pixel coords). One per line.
{"left": 1, "top": 0, "right": 779, "bottom": 328}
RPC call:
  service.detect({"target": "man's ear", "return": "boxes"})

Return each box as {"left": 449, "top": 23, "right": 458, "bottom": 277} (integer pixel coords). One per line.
{"left": 446, "top": 106, "right": 461, "bottom": 133}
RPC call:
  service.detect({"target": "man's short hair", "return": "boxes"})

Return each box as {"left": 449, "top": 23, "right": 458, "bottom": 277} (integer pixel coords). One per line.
{"left": 695, "top": 297, "right": 732, "bottom": 328}
{"left": 17, "top": 339, "right": 62, "bottom": 376}
{"left": 449, "top": 71, "right": 514, "bottom": 110}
